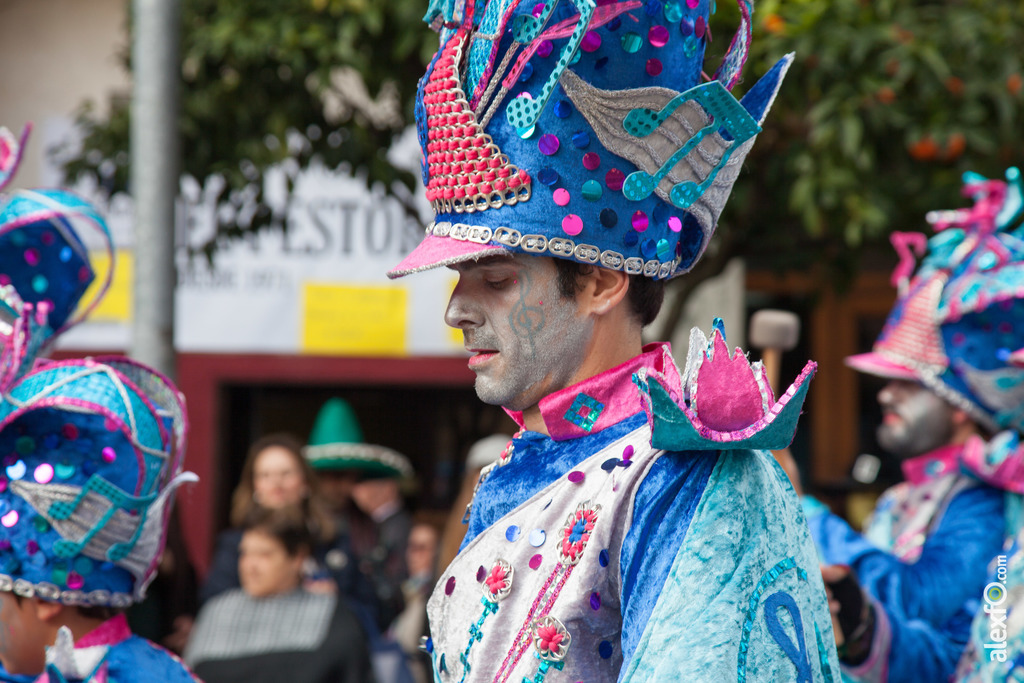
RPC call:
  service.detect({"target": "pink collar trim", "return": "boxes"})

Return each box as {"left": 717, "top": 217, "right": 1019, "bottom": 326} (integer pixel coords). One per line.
{"left": 76, "top": 614, "right": 132, "bottom": 648}
{"left": 505, "top": 342, "right": 680, "bottom": 441}
{"left": 901, "top": 444, "right": 964, "bottom": 485}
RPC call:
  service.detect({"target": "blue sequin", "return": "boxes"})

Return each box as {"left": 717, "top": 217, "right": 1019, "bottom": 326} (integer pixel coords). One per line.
{"left": 538, "top": 167, "right": 559, "bottom": 186}
{"left": 571, "top": 130, "right": 591, "bottom": 149}
{"left": 600, "top": 208, "right": 618, "bottom": 228}
{"left": 519, "top": 63, "right": 534, "bottom": 82}
{"left": 553, "top": 100, "right": 572, "bottom": 119}
{"left": 598, "top": 640, "right": 614, "bottom": 659}
{"left": 599, "top": 549, "right": 610, "bottom": 567}
{"left": 623, "top": 231, "right": 639, "bottom": 248}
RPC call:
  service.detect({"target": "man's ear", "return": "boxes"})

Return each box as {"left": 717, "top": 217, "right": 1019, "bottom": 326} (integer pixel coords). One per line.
{"left": 32, "top": 598, "right": 63, "bottom": 623}
{"left": 579, "top": 266, "right": 630, "bottom": 316}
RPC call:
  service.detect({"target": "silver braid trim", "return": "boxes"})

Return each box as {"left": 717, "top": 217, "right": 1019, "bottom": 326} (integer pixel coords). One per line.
{"left": 0, "top": 573, "right": 134, "bottom": 607}
{"left": 427, "top": 222, "right": 680, "bottom": 280}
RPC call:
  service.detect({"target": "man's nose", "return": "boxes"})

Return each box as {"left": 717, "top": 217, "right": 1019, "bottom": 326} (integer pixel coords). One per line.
{"left": 444, "top": 280, "right": 481, "bottom": 330}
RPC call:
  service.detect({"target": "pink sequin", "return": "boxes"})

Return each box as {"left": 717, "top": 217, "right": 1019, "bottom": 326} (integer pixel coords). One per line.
{"left": 567, "top": 470, "right": 585, "bottom": 483}
{"left": 24, "top": 248, "right": 40, "bottom": 266}
{"left": 553, "top": 188, "right": 571, "bottom": 206}
{"left": 33, "top": 464, "right": 54, "bottom": 484}
{"left": 529, "top": 554, "right": 543, "bottom": 570}
{"left": 686, "top": 0, "right": 698, "bottom": 8}
{"left": 67, "top": 572, "right": 85, "bottom": 590}
{"left": 582, "top": 152, "right": 601, "bottom": 171}
{"left": 646, "top": 58, "right": 663, "bottom": 76}
{"left": 668, "top": 216, "right": 682, "bottom": 232}
{"left": 648, "top": 25, "right": 670, "bottom": 47}
{"left": 102, "top": 447, "right": 117, "bottom": 463}
{"left": 62, "top": 424, "right": 79, "bottom": 440}
{"left": 632, "top": 211, "right": 649, "bottom": 232}
{"left": 562, "top": 214, "right": 583, "bottom": 236}
{"left": 1, "top": 510, "right": 18, "bottom": 528}
{"left": 536, "top": 40, "right": 554, "bottom": 58}
{"left": 78, "top": 266, "right": 91, "bottom": 282}
{"left": 605, "top": 168, "right": 625, "bottom": 191}
{"left": 695, "top": 15, "right": 706, "bottom": 38}
{"left": 581, "top": 30, "right": 602, "bottom": 52}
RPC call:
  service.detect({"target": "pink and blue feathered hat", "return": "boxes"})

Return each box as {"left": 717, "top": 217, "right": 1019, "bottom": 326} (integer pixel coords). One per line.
{"left": 846, "top": 168, "right": 1024, "bottom": 436}
{"left": 0, "top": 126, "right": 193, "bottom": 608}
{"left": 388, "top": 0, "right": 792, "bottom": 280}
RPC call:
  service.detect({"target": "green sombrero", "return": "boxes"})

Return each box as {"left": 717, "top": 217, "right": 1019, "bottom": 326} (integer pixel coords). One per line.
{"left": 304, "top": 398, "right": 413, "bottom": 479}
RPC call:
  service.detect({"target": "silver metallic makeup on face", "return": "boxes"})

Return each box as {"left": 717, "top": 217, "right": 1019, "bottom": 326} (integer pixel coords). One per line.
{"left": 445, "top": 256, "right": 594, "bottom": 411}
{"left": 876, "top": 381, "right": 955, "bottom": 459}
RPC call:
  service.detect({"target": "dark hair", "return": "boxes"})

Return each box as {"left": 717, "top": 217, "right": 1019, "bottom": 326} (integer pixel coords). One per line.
{"left": 241, "top": 505, "right": 313, "bottom": 558}
{"left": 552, "top": 258, "right": 665, "bottom": 327}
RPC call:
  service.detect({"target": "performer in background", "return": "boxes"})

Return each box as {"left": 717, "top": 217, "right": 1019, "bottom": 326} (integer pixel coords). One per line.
{"left": 803, "top": 168, "right": 1024, "bottom": 681}
{"left": 0, "top": 124, "right": 198, "bottom": 682}
{"left": 384, "top": 0, "right": 840, "bottom": 679}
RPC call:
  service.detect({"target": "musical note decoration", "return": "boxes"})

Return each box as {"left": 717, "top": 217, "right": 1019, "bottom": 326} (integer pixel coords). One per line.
{"left": 505, "top": 0, "right": 596, "bottom": 131}
{"left": 620, "top": 80, "right": 761, "bottom": 209}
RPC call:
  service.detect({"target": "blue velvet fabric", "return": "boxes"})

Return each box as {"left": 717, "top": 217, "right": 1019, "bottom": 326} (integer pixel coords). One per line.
{"left": 622, "top": 451, "right": 839, "bottom": 681}
{"left": 43, "top": 635, "right": 198, "bottom": 682}
{"left": 806, "top": 485, "right": 1006, "bottom": 681}
{"left": 462, "top": 411, "right": 719, "bottom": 675}
{"left": 0, "top": 664, "right": 31, "bottom": 683}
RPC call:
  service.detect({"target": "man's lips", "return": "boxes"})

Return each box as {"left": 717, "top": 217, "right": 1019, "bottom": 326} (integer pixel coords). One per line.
{"left": 467, "top": 348, "right": 498, "bottom": 367}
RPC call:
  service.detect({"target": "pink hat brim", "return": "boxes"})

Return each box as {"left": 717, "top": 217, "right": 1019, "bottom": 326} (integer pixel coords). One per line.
{"left": 387, "top": 234, "right": 508, "bottom": 279}
{"left": 844, "top": 351, "right": 919, "bottom": 380}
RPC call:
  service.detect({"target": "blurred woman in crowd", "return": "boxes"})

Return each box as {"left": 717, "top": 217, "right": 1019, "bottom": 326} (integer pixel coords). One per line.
{"left": 200, "top": 433, "right": 367, "bottom": 605}
{"left": 185, "top": 506, "right": 374, "bottom": 682}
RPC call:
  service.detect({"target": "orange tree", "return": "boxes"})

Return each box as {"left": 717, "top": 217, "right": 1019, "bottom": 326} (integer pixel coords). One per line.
{"left": 655, "top": 0, "right": 1024, "bottom": 337}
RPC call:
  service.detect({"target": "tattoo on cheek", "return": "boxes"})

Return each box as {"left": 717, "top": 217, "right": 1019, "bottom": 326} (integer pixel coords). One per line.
{"left": 508, "top": 270, "right": 546, "bottom": 356}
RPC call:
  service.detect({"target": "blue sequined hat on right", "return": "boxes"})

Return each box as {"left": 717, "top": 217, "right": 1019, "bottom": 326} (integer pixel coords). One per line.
{"left": 847, "top": 168, "right": 1024, "bottom": 436}
{"left": 389, "top": 0, "right": 792, "bottom": 280}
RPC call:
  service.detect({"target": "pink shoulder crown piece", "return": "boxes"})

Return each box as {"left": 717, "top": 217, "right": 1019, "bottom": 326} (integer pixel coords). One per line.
{"left": 636, "top": 320, "right": 816, "bottom": 451}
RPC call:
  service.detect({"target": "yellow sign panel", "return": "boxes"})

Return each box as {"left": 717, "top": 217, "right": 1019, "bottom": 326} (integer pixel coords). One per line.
{"left": 81, "top": 250, "right": 133, "bottom": 323}
{"left": 302, "top": 283, "right": 407, "bottom": 356}
{"left": 447, "top": 275, "right": 463, "bottom": 348}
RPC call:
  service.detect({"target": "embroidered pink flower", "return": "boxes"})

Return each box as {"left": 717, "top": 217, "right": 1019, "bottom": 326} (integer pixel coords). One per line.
{"left": 481, "top": 559, "right": 514, "bottom": 602}
{"left": 536, "top": 624, "right": 564, "bottom": 653}
{"left": 531, "top": 615, "right": 571, "bottom": 661}
{"left": 485, "top": 563, "right": 508, "bottom": 595}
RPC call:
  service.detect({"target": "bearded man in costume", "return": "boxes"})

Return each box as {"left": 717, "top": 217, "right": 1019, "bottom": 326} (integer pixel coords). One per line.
{"left": 385, "top": 0, "right": 840, "bottom": 679}
{"left": 804, "top": 169, "right": 1024, "bottom": 682}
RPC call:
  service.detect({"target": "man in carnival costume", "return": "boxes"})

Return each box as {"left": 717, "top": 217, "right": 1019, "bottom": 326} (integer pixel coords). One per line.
{"left": 0, "top": 125, "right": 199, "bottom": 682}
{"left": 386, "top": 0, "right": 840, "bottom": 679}
{"left": 804, "top": 169, "right": 1024, "bottom": 681}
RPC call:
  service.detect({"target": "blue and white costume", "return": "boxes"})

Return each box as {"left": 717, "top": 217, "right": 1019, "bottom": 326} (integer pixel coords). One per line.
{"left": 426, "top": 339, "right": 840, "bottom": 681}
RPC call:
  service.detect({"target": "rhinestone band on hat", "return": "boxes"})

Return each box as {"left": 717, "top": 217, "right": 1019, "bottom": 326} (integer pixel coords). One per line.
{"left": 427, "top": 221, "right": 682, "bottom": 280}
{"left": 0, "top": 572, "right": 133, "bottom": 608}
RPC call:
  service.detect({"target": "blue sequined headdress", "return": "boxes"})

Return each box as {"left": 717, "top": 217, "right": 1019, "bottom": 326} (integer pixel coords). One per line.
{"left": 0, "top": 126, "right": 194, "bottom": 608}
{"left": 389, "top": 0, "right": 791, "bottom": 280}
{"left": 847, "top": 168, "right": 1024, "bottom": 436}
